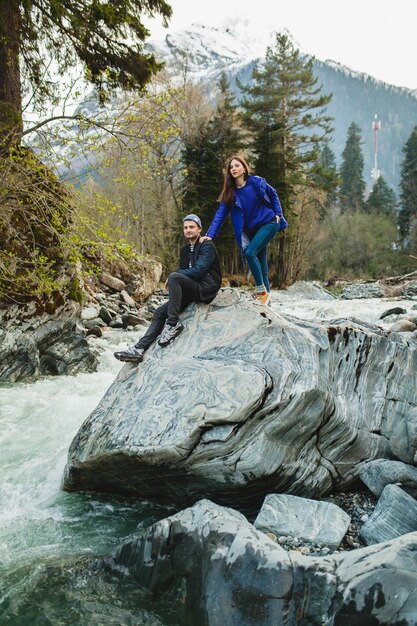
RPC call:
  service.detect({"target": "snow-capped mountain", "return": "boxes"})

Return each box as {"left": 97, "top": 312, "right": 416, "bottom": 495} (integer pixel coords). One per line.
{"left": 26, "top": 22, "right": 417, "bottom": 191}
{"left": 148, "top": 22, "right": 271, "bottom": 79}
{"left": 147, "top": 23, "right": 417, "bottom": 192}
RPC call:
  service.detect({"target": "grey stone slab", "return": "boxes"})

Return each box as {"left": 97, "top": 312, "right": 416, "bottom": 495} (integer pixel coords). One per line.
{"left": 360, "top": 458, "right": 417, "bottom": 498}
{"left": 254, "top": 493, "right": 350, "bottom": 549}
{"left": 360, "top": 484, "right": 417, "bottom": 545}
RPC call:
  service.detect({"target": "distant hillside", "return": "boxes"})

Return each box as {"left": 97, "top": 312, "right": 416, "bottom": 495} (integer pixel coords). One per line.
{"left": 312, "top": 60, "right": 417, "bottom": 192}
{"left": 150, "top": 24, "right": 417, "bottom": 194}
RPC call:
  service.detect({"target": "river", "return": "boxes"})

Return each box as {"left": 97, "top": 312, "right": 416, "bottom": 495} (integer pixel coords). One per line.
{"left": 0, "top": 289, "right": 414, "bottom": 624}
{"left": 0, "top": 329, "right": 179, "bottom": 625}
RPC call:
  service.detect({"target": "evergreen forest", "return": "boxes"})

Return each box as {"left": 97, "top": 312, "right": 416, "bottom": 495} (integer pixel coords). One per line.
{"left": 1, "top": 1, "right": 417, "bottom": 307}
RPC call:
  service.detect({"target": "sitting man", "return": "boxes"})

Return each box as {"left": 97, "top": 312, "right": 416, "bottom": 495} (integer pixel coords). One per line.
{"left": 114, "top": 213, "right": 222, "bottom": 362}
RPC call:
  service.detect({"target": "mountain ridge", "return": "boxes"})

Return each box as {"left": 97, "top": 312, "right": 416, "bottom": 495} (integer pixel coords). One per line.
{"left": 148, "top": 22, "right": 417, "bottom": 192}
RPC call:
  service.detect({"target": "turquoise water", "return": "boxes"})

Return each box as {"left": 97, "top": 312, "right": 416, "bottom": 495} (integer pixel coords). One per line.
{"left": 0, "top": 333, "right": 178, "bottom": 625}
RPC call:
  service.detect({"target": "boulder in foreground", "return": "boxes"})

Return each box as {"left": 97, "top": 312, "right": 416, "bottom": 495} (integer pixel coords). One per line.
{"left": 98, "top": 499, "right": 417, "bottom": 626}
{"left": 63, "top": 289, "right": 417, "bottom": 512}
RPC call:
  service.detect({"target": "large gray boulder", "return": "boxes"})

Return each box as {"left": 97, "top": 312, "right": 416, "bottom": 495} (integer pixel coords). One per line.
{"left": 63, "top": 289, "right": 417, "bottom": 510}
{"left": 99, "top": 499, "right": 417, "bottom": 626}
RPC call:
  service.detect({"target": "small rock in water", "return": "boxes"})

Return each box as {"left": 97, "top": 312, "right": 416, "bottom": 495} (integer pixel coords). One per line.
{"left": 86, "top": 326, "right": 103, "bottom": 338}
{"left": 379, "top": 307, "right": 407, "bottom": 319}
{"left": 389, "top": 319, "right": 417, "bottom": 333}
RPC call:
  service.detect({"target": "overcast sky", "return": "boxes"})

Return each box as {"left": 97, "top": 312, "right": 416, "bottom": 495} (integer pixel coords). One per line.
{"left": 145, "top": 0, "right": 417, "bottom": 91}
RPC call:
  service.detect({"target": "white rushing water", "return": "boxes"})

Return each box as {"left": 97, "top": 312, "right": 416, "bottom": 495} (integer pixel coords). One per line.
{"left": 0, "top": 327, "right": 178, "bottom": 624}
{"left": 0, "top": 288, "right": 415, "bottom": 623}
{"left": 270, "top": 283, "right": 417, "bottom": 327}
{"left": 0, "top": 332, "right": 125, "bottom": 564}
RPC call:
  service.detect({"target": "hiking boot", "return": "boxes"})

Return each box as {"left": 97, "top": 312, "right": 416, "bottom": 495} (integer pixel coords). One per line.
{"left": 254, "top": 291, "right": 271, "bottom": 306}
{"left": 114, "top": 345, "right": 144, "bottom": 363}
{"left": 158, "top": 321, "right": 184, "bottom": 347}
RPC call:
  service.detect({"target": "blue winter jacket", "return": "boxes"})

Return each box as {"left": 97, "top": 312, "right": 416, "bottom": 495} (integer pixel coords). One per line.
{"left": 206, "top": 176, "right": 288, "bottom": 250}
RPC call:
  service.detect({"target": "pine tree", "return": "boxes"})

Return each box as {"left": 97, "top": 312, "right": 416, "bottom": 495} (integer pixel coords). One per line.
{"left": 339, "top": 122, "right": 366, "bottom": 213}
{"left": 239, "top": 33, "right": 333, "bottom": 211}
{"left": 398, "top": 126, "right": 417, "bottom": 239}
{"left": 183, "top": 73, "right": 246, "bottom": 273}
{"left": 0, "top": 0, "right": 172, "bottom": 148}
{"left": 238, "top": 32, "right": 333, "bottom": 284}
{"left": 365, "top": 176, "right": 397, "bottom": 216}
{"left": 313, "top": 143, "right": 339, "bottom": 214}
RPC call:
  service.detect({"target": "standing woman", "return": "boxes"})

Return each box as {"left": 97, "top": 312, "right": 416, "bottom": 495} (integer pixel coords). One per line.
{"left": 204, "top": 155, "right": 287, "bottom": 305}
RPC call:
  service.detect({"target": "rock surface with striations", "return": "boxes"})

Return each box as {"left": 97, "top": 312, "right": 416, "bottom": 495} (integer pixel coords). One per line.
{"left": 0, "top": 301, "right": 97, "bottom": 383}
{"left": 98, "top": 499, "right": 417, "bottom": 626}
{"left": 63, "top": 288, "right": 417, "bottom": 512}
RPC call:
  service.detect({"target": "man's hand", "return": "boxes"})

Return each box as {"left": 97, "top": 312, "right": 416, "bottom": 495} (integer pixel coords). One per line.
{"left": 200, "top": 236, "right": 212, "bottom": 242}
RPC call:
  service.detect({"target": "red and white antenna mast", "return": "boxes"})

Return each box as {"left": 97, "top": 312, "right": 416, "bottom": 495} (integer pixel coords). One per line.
{"left": 371, "top": 114, "right": 381, "bottom": 181}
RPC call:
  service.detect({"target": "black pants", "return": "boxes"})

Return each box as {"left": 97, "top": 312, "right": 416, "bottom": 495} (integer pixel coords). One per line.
{"left": 136, "top": 272, "right": 201, "bottom": 350}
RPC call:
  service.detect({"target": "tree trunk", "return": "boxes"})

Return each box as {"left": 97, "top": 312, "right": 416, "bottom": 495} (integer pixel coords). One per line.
{"left": 277, "top": 234, "right": 286, "bottom": 286}
{"left": 0, "top": 0, "right": 22, "bottom": 149}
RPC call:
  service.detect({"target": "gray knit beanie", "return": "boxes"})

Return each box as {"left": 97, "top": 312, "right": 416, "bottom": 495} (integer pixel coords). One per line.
{"left": 182, "top": 214, "right": 202, "bottom": 228}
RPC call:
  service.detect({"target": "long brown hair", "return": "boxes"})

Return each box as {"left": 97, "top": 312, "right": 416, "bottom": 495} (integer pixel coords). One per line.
{"left": 217, "top": 155, "right": 251, "bottom": 206}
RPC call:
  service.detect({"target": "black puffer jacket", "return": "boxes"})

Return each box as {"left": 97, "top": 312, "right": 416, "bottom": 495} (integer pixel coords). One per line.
{"left": 177, "top": 238, "right": 222, "bottom": 303}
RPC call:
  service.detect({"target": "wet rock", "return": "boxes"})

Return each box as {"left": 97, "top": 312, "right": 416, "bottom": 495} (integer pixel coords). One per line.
{"left": 0, "top": 302, "right": 97, "bottom": 382}
{"left": 84, "top": 318, "right": 106, "bottom": 329}
{"left": 109, "top": 318, "right": 124, "bottom": 329}
{"left": 360, "top": 484, "right": 417, "bottom": 545}
{"left": 98, "top": 499, "right": 417, "bottom": 626}
{"left": 86, "top": 326, "right": 103, "bottom": 338}
{"left": 98, "top": 305, "right": 113, "bottom": 325}
{"left": 379, "top": 306, "right": 407, "bottom": 319}
{"left": 402, "top": 281, "right": 417, "bottom": 298}
{"left": 389, "top": 319, "right": 417, "bottom": 333}
{"left": 63, "top": 289, "right": 417, "bottom": 512}
{"left": 360, "top": 459, "right": 417, "bottom": 498}
{"left": 121, "top": 313, "right": 143, "bottom": 328}
{"left": 254, "top": 493, "right": 350, "bottom": 549}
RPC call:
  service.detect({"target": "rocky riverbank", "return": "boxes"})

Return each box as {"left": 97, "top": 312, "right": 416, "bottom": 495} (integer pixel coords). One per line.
{"left": 0, "top": 257, "right": 162, "bottom": 383}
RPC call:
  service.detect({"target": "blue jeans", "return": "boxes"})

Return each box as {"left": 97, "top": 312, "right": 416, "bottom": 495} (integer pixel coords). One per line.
{"left": 243, "top": 220, "right": 280, "bottom": 292}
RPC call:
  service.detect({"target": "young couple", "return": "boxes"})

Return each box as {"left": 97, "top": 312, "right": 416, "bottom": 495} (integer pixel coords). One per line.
{"left": 114, "top": 155, "right": 287, "bottom": 363}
